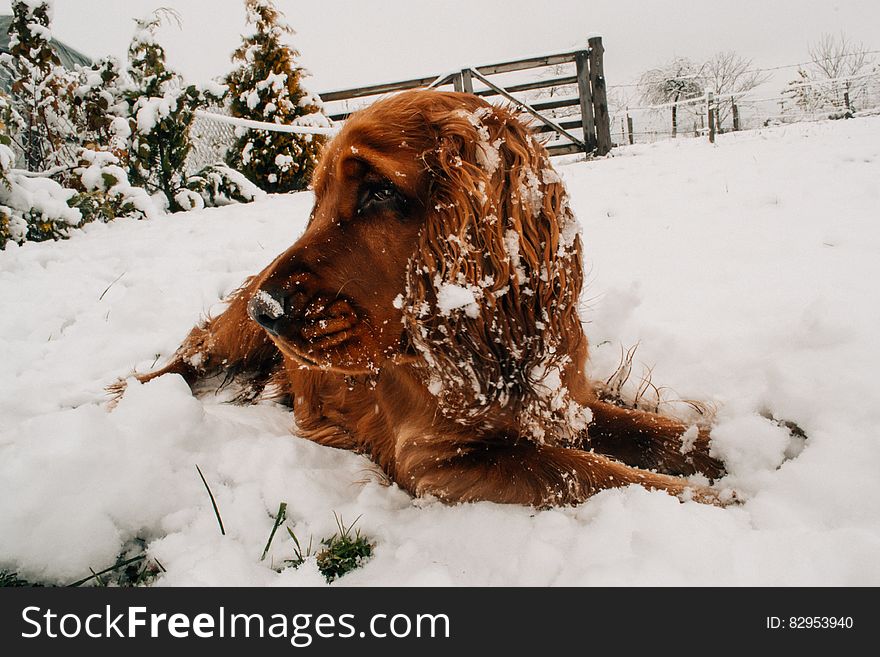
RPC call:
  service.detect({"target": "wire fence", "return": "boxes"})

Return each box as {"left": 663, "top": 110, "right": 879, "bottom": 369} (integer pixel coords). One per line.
{"left": 187, "top": 105, "right": 238, "bottom": 174}
{"left": 186, "top": 106, "right": 337, "bottom": 175}
{"left": 609, "top": 70, "right": 880, "bottom": 145}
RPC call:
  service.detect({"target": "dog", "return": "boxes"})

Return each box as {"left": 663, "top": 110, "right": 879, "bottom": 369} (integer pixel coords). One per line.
{"left": 130, "top": 89, "right": 725, "bottom": 506}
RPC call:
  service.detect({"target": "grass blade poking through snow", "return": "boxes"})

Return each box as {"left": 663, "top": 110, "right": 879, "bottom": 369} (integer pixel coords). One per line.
{"left": 196, "top": 464, "right": 225, "bottom": 536}
{"left": 316, "top": 513, "right": 373, "bottom": 583}
{"left": 261, "top": 502, "right": 287, "bottom": 562}
{"left": 98, "top": 271, "right": 125, "bottom": 301}
{"left": 285, "top": 527, "right": 313, "bottom": 568}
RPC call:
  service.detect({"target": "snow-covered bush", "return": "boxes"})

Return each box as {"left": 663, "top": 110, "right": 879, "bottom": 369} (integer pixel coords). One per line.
{"left": 125, "top": 10, "right": 225, "bottom": 212}
{"left": 185, "top": 163, "right": 266, "bottom": 207}
{"left": 225, "top": 0, "right": 328, "bottom": 192}
{"left": 0, "top": 142, "right": 82, "bottom": 248}
{"left": 0, "top": 0, "right": 78, "bottom": 172}
{"left": 67, "top": 149, "right": 159, "bottom": 224}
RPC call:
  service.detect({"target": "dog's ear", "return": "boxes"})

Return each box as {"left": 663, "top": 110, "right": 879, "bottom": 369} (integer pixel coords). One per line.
{"left": 402, "top": 102, "right": 588, "bottom": 442}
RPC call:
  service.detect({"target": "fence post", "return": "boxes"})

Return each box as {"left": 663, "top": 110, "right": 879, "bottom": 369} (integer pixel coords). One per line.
{"left": 732, "top": 100, "right": 740, "bottom": 131}
{"left": 587, "top": 36, "right": 612, "bottom": 156}
{"left": 575, "top": 50, "right": 597, "bottom": 154}
{"left": 461, "top": 68, "right": 474, "bottom": 94}
{"left": 626, "top": 110, "right": 634, "bottom": 145}
{"left": 707, "top": 90, "right": 716, "bottom": 144}
{"left": 452, "top": 70, "right": 473, "bottom": 93}
{"left": 453, "top": 70, "right": 474, "bottom": 94}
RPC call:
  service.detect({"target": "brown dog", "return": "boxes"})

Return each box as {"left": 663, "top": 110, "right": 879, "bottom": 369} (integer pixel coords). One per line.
{"left": 133, "top": 90, "right": 724, "bottom": 506}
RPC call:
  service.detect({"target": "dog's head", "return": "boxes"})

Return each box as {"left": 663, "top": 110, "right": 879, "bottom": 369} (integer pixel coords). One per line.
{"left": 249, "top": 90, "right": 586, "bottom": 437}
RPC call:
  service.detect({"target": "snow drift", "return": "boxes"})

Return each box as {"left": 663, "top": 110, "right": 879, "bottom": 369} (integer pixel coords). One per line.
{"left": 1, "top": 117, "right": 879, "bottom": 585}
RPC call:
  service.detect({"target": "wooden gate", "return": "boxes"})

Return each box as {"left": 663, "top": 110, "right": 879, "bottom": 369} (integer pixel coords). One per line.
{"left": 319, "top": 36, "right": 612, "bottom": 157}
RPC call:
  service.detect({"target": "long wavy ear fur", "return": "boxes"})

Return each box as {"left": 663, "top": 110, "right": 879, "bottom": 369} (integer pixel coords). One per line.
{"left": 401, "top": 97, "right": 590, "bottom": 444}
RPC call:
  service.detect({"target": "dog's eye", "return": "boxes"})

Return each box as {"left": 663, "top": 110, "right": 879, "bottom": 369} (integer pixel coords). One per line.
{"left": 371, "top": 185, "right": 396, "bottom": 202}
{"left": 358, "top": 181, "right": 403, "bottom": 215}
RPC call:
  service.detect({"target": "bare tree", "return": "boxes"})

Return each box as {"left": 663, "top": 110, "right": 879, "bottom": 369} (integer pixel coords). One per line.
{"left": 809, "top": 33, "right": 873, "bottom": 81}
{"left": 638, "top": 58, "right": 704, "bottom": 137}
{"left": 702, "top": 51, "right": 769, "bottom": 131}
{"left": 784, "top": 33, "right": 876, "bottom": 116}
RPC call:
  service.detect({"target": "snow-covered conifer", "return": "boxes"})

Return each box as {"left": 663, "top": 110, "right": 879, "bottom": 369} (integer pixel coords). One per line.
{"left": 125, "top": 10, "right": 224, "bottom": 212}
{"left": 225, "top": 0, "right": 328, "bottom": 192}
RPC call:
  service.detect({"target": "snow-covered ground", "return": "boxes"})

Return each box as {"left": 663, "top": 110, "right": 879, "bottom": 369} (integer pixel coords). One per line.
{"left": 2, "top": 117, "right": 879, "bottom": 586}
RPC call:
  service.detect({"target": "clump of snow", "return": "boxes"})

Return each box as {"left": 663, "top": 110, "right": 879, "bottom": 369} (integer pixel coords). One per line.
{"left": 245, "top": 89, "right": 260, "bottom": 110}
{"left": 174, "top": 188, "right": 204, "bottom": 211}
{"left": 518, "top": 167, "right": 543, "bottom": 216}
{"left": 109, "top": 116, "right": 132, "bottom": 150}
{"left": 709, "top": 414, "right": 793, "bottom": 478}
{"left": 274, "top": 153, "right": 294, "bottom": 169}
{"left": 25, "top": 21, "right": 52, "bottom": 42}
{"left": 426, "top": 376, "right": 443, "bottom": 396}
{"left": 2, "top": 118, "right": 880, "bottom": 585}
{"left": 0, "top": 163, "right": 82, "bottom": 232}
{"left": 293, "top": 111, "right": 331, "bottom": 128}
{"left": 679, "top": 425, "right": 699, "bottom": 454}
{"left": 541, "top": 167, "right": 562, "bottom": 185}
{"left": 201, "top": 79, "right": 228, "bottom": 99}
{"left": 20, "top": 0, "right": 54, "bottom": 24}
{"left": 452, "top": 107, "right": 503, "bottom": 175}
{"left": 476, "top": 138, "right": 503, "bottom": 175}
{"left": 435, "top": 282, "right": 479, "bottom": 318}
{"left": 135, "top": 94, "right": 177, "bottom": 134}
{"left": 558, "top": 206, "right": 579, "bottom": 252}
{"left": 503, "top": 229, "right": 527, "bottom": 284}
{"left": 240, "top": 141, "right": 254, "bottom": 166}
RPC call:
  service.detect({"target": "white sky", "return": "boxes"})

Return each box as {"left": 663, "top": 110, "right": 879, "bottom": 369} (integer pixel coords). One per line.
{"left": 2, "top": 0, "right": 878, "bottom": 94}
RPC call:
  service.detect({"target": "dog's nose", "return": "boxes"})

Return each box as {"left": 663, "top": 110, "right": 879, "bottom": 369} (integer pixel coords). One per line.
{"left": 247, "top": 289, "right": 286, "bottom": 335}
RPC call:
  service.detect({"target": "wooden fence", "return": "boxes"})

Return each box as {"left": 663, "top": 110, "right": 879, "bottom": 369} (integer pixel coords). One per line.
{"left": 319, "top": 36, "right": 612, "bottom": 157}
